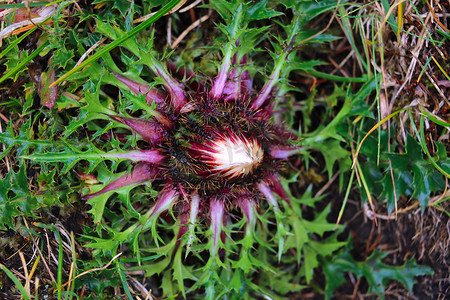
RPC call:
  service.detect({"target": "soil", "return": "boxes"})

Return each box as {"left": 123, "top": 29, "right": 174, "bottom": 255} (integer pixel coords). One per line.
{"left": 330, "top": 192, "right": 449, "bottom": 299}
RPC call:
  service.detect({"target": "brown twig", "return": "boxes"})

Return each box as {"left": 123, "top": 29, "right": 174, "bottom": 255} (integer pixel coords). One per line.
{"left": 171, "top": 14, "right": 210, "bottom": 49}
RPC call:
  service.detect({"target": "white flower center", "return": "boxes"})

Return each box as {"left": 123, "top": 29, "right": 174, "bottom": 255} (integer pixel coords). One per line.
{"left": 206, "top": 135, "right": 264, "bottom": 178}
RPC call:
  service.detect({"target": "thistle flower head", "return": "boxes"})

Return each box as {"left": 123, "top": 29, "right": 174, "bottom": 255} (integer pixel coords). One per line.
{"left": 198, "top": 132, "right": 264, "bottom": 179}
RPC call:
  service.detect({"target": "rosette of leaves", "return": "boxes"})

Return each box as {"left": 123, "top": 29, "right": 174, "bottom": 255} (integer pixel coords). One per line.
{"left": 22, "top": 0, "right": 349, "bottom": 298}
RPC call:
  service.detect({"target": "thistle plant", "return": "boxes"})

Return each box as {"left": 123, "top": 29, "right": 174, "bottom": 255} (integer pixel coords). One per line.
{"left": 24, "top": 0, "right": 348, "bottom": 297}
{"left": 87, "top": 4, "right": 301, "bottom": 255}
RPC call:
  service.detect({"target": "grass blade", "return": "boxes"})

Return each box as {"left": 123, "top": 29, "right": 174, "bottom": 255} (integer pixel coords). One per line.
{"left": 0, "top": 2, "right": 49, "bottom": 9}
{"left": 0, "top": 40, "right": 49, "bottom": 84}
{"left": 420, "top": 108, "right": 450, "bottom": 127}
{"left": 352, "top": 108, "right": 408, "bottom": 168}
{"left": 0, "top": 27, "right": 38, "bottom": 59}
{"left": 0, "top": 263, "right": 31, "bottom": 300}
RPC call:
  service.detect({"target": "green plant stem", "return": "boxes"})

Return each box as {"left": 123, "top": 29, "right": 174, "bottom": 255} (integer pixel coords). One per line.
{"left": 336, "top": 168, "right": 355, "bottom": 227}
{"left": 55, "top": 229, "right": 63, "bottom": 300}
{"left": 306, "top": 69, "right": 368, "bottom": 82}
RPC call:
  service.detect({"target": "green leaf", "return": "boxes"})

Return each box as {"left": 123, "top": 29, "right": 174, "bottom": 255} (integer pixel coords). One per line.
{"left": 87, "top": 192, "right": 111, "bottom": 225}
{"left": 62, "top": 81, "right": 115, "bottom": 137}
{"left": 10, "top": 163, "right": 28, "bottom": 199}
{"left": 323, "top": 249, "right": 434, "bottom": 298}
{"left": 296, "top": 31, "right": 341, "bottom": 44}
{"left": 382, "top": 166, "right": 413, "bottom": 214}
{"left": 52, "top": 46, "right": 75, "bottom": 69}
{"left": 0, "top": 40, "right": 51, "bottom": 84}
{"left": 303, "top": 245, "right": 318, "bottom": 283}
{"left": 246, "top": 0, "right": 283, "bottom": 21}
{"left": 264, "top": 270, "right": 306, "bottom": 294}
{"left": 24, "top": 143, "right": 142, "bottom": 174}
{"left": 287, "top": 216, "right": 308, "bottom": 263}
{"left": 381, "top": 134, "right": 446, "bottom": 213}
{"left": 295, "top": 184, "right": 325, "bottom": 208}
{"left": 311, "top": 139, "right": 350, "bottom": 178}
{"left": 138, "top": 256, "right": 171, "bottom": 278}
{"left": 0, "top": 163, "right": 39, "bottom": 230}
{"left": 304, "top": 76, "right": 378, "bottom": 145}
{"left": 309, "top": 239, "right": 348, "bottom": 257}
{"left": 112, "top": 0, "right": 133, "bottom": 17}
{"left": 83, "top": 237, "right": 119, "bottom": 254}
{"left": 282, "top": 0, "right": 345, "bottom": 19}
{"left": 172, "top": 248, "right": 197, "bottom": 298}
{"left": 285, "top": 198, "right": 346, "bottom": 283}
{"left": 388, "top": 135, "right": 423, "bottom": 171}
{"left": 412, "top": 162, "right": 445, "bottom": 211}
{"left": 0, "top": 119, "right": 53, "bottom": 159}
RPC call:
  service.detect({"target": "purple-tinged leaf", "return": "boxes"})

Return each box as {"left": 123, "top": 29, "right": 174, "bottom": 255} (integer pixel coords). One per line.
{"left": 250, "top": 51, "right": 287, "bottom": 110}
{"left": 239, "top": 55, "right": 252, "bottom": 95}
{"left": 186, "top": 193, "right": 200, "bottom": 255}
{"left": 210, "top": 48, "right": 232, "bottom": 100}
{"left": 209, "top": 199, "right": 224, "bottom": 256}
{"left": 266, "top": 174, "right": 289, "bottom": 200}
{"left": 223, "top": 80, "right": 238, "bottom": 102}
{"left": 237, "top": 198, "right": 256, "bottom": 250}
{"left": 264, "top": 175, "right": 292, "bottom": 208}
{"left": 143, "top": 55, "right": 187, "bottom": 111}
{"left": 209, "top": 5, "right": 244, "bottom": 100}
{"left": 149, "top": 187, "right": 178, "bottom": 218}
{"left": 224, "top": 54, "right": 252, "bottom": 101}
{"left": 239, "top": 198, "right": 255, "bottom": 227}
{"left": 84, "top": 163, "right": 157, "bottom": 200}
{"left": 177, "top": 205, "right": 190, "bottom": 239}
{"left": 107, "top": 150, "right": 165, "bottom": 164}
{"left": 250, "top": 16, "right": 301, "bottom": 110}
{"left": 108, "top": 115, "right": 165, "bottom": 144}
{"left": 25, "top": 147, "right": 163, "bottom": 174}
{"left": 176, "top": 182, "right": 189, "bottom": 202}
{"left": 39, "top": 69, "right": 58, "bottom": 109}
{"left": 166, "top": 61, "right": 203, "bottom": 92}
{"left": 114, "top": 73, "right": 166, "bottom": 104}
{"left": 270, "top": 146, "right": 300, "bottom": 159}
{"left": 257, "top": 182, "right": 278, "bottom": 207}
{"left": 258, "top": 181, "right": 287, "bottom": 261}
{"left": 251, "top": 102, "right": 275, "bottom": 120}
{"left": 172, "top": 203, "right": 190, "bottom": 260}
